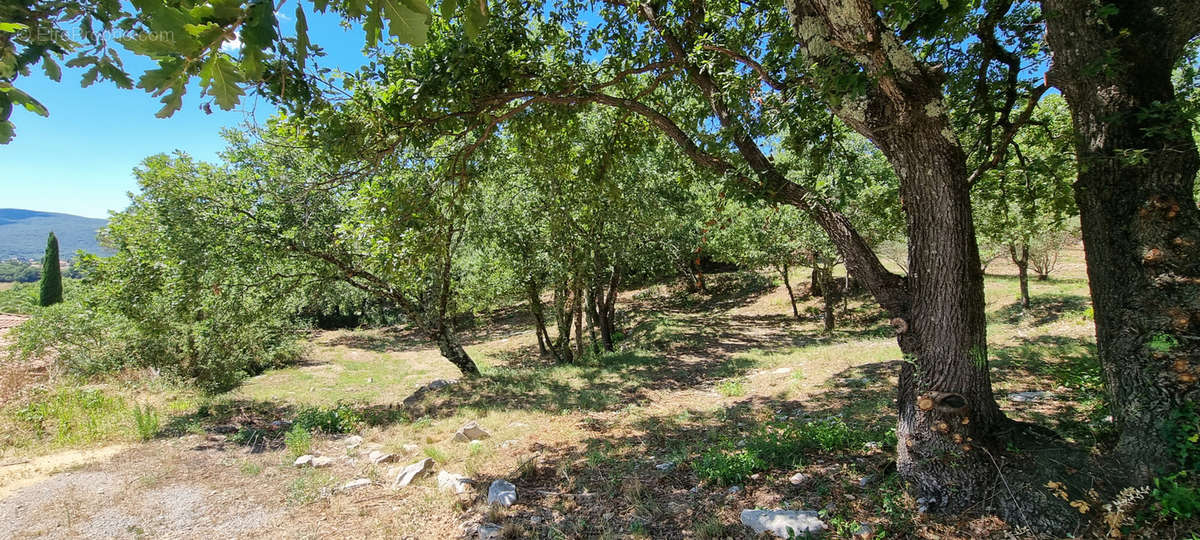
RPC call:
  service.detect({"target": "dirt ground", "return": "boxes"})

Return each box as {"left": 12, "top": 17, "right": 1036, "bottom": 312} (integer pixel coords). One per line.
{"left": 0, "top": 250, "right": 1113, "bottom": 539}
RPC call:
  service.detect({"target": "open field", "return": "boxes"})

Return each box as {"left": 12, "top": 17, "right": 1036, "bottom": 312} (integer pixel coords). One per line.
{"left": 0, "top": 246, "right": 1122, "bottom": 538}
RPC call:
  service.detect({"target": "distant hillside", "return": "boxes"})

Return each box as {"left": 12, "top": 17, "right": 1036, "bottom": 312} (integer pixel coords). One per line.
{"left": 0, "top": 209, "right": 111, "bottom": 260}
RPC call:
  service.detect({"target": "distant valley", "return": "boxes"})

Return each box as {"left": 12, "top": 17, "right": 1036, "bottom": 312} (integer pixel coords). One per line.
{"left": 0, "top": 209, "right": 111, "bottom": 260}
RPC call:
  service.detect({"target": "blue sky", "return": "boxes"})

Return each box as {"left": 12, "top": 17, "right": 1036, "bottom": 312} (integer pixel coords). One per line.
{"left": 0, "top": 11, "right": 370, "bottom": 219}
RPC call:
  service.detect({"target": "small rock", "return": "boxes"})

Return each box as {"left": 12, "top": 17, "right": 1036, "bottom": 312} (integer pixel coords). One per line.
{"left": 294, "top": 455, "right": 314, "bottom": 467}
{"left": 750, "top": 473, "right": 761, "bottom": 480}
{"left": 1008, "top": 391, "right": 1049, "bottom": 402}
{"left": 341, "top": 478, "right": 371, "bottom": 491}
{"left": 773, "top": 367, "right": 792, "bottom": 375}
{"left": 427, "top": 379, "right": 457, "bottom": 390}
{"left": 311, "top": 456, "right": 335, "bottom": 468}
{"left": 211, "top": 425, "right": 238, "bottom": 434}
{"left": 858, "top": 475, "right": 874, "bottom": 487}
{"left": 726, "top": 485, "right": 743, "bottom": 495}
{"left": 437, "top": 471, "right": 473, "bottom": 494}
{"left": 740, "top": 509, "right": 826, "bottom": 538}
{"left": 343, "top": 435, "right": 364, "bottom": 448}
{"left": 269, "top": 420, "right": 291, "bottom": 430}
{"left": 655, "top": 462, "right": 675, "bottom": 471}
{"left": 402, "top": 444, "right": 420, "bottom": 453}
{"left": 477, "top": 523, "right": 502, "bottom": 540}
{"left": 393, "top": 458, "right": 435, "bottom": 488}
{"left": 789, "top": 473, "right": 809, "bottom": 485}
{"left": 366, "top": 377, "right": 373, "bottom": 383}
{"left": 854, "top": 523, "right": 874, "bottom": 539}
{"left": 488, "top": 479, "right": 517, "bottom": 506}
{"left": 452, "top": 421, "right": 491, "bottom": 442}
{"left": 369, "top": 450, "right": 397, "bottom": 464}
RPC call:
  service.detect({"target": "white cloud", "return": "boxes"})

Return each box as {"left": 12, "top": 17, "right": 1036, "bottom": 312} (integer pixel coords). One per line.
{"left": 220, "top": 36, "right": 243, "bottom": 52}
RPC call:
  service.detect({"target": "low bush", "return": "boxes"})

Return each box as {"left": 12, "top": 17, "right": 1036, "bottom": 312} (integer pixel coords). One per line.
{"left": 131, "top": 403, "right": 160, "bottom": 441}
{"left": 293, "top": 403, "right": 362, "bottom": 434}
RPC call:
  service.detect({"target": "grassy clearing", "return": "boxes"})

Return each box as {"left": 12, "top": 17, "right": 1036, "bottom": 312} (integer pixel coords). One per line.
{"left": 0, "top": 246, "right": 1124, "bottom": 538}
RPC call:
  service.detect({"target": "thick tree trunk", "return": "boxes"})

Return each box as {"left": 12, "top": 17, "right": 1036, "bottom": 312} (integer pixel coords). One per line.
{"left": 1044, "top": 0, "right": 1200, "bottom": 484}
{"left": 781, "top": 264, "right": 801, "bottom": 319}
{"left": 1010, "top": 243, "right": 1031, "bottom": 309}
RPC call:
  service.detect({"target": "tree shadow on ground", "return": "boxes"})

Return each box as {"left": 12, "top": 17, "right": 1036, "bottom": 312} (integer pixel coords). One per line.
{"left": 457, "top": 361, "right": 911, "bottom": 538}
{"left": 989, "top": 293, "right": 1092, "bottom": 326}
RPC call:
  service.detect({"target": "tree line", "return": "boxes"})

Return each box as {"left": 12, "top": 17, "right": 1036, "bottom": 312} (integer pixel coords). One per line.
{"left": 4, "top": 0, "right": 1199, "bottom": 533}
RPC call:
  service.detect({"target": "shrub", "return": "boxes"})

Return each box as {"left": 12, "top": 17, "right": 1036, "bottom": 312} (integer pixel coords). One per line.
{"left": 293, "top": 403, "right": 362, "bottom": 434}
{"left": 284, "top": 425, "right": 313, "bottom": 458}
{"left": 131, "top": 403, "right": 160, "bottom": 441}
{"left": 1151, "top": 403, "right": 1200, "bottom": 519}
{"left": 694, "top": 448, "right": 764, "bottom": 486}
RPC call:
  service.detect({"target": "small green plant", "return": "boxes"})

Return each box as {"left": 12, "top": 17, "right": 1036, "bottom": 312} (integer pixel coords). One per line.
{"left": 287, "top": 470, "right": 334, "bottom": 505}
{"left": 293, "top": 403, "right": 362, "bottom": 434}
{"left": 131, "top": 403, "right": 160, "bottom": 441}
{"left": 694, "top": 448, "right": 764, "bottom": 486}
{"left": 717, "top": 379, "right": 746, "bottom": 397}
{"left": 229, "top": 426, "right": 267, "bottom": 447}
{"left": 1148, "top": 332, "right": 1180, "bottom": 353}
{"left": 239, "top": 460, "right": 264, "bottom": 476}
{"left": 423, "top": 445, "right": 449, "bottom": 463}
{"left": 1150, "top": 403, "right": 1200, "bottom": 519}
{"left": 284, "top": 425, "right": 313, "bottom": 458}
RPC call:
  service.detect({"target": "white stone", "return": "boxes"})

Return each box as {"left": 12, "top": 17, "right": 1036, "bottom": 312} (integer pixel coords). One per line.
{"left": 726, "top": 485, "right": 743, "bottom": 495}
{"left": 427, "top": 379, "right": 457, "bottom": 390}
{"left": 437, "top": 471, "right": 472, "bottom": 494}
{"left": 402, "top": 444, "right": 420, "bottom": 453}
{"left": 311, "top": 456, "right": 335, "bottom": 468}
{"left": 452, "top": 421, "right": 491, "bottom": 442}
{"left": 293, "top": 455, "right": 314, "bottom": 467}
{"left": 341, "top": 478, "right": 371, "bottom": 491}
{"left": 343, "top": 435, "right": 364, "bottom": 448}
{"left": 655, "top": 461, "right": 675, "bottom": 471}
{"left": 369, "top": 450, "right": 397, "bottom": 464}
{"left": 1008, "top": 391, "right": 1050, "bottom": 402}
{"left": 477, "top": 523, "right": 502, "bottom": 540}
{"left": 773, "top": 367, "right": 792, "bottom": 375}
{"left": 487, "top": 479, "right": 517, "bottom": 506}
{"left": 789, "top": 472, "right": 809, "bottom": 485}
{"left": 392, "top": 457, "right": 435, "bottom": 488}
{"left": 740, "top": 509, "right": 827, "bottom": 538}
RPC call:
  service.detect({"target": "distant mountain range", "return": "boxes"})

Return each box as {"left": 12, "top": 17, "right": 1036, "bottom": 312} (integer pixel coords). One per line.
{"left": 0, "top": 209, "right": 111, "bottom": 260}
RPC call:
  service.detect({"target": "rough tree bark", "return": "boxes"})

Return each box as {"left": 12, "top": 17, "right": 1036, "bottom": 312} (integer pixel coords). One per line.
{"left": 1043, "top": 0, "right": 1200, "bottom": 483}
{"left": 779, "top": 0, "right": 1012, "bottom": 514}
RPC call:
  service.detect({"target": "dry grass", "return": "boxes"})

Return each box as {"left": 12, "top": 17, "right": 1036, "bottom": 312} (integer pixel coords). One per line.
{"left": 0, "top": 246, "right": 1113, "bottom": 538}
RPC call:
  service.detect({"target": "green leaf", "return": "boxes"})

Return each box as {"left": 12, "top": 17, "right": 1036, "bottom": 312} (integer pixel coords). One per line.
{"left": 463, "top": 0, "right": 488, "bottom": 38}
{"left": 155, "top": 85, "right": 186, "bottom": 118}
{"left": 439, "top": 0, "right": 457, "bottom": 20}
{"left": 118, "top": 34, "right": 179, "bottom": 57}
{"left": 3, "top": 86, "right": 49, "bottom": 117}
{"left": 0, "top": 22, "right": 29, "bottom": 33}
{"left": 199, "top": 54, "right": 245, "bottom": 111}
{"left": 137, "top": 57, "right": 186, "bottom": 94}
{"left": 295, "top": 5, "right": 310, "bottom": 71}
{"left": 41, "top": 53, "right": 62, "bottom": 82}
{"left": 377, "top": 0, "right": 432, "bottom": 47}
{"left": 241, "top": 0, "right": 278, "bottom": 52}
{"left": 81, "top": 66, "right": 102, "bottom": 87}
{"left": 0, "top": 120, "right": 13, "bottom": 144}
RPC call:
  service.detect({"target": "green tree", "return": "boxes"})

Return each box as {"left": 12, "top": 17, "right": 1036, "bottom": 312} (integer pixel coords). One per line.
{"left": 38, "top": 231, "right": 62, "bottom": 306}
{"left": 973, "top": 95, "right": 1078, "bottom": 308}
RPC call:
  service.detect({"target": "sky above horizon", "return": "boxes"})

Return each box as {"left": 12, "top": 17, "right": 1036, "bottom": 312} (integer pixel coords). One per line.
{"left": 0, "top": 12, "right": 370, "bottom": 219}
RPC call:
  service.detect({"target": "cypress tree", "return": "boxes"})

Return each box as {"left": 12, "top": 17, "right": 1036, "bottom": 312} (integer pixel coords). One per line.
{"left": 39, "top": 232, "right": 63, "bottom": 306}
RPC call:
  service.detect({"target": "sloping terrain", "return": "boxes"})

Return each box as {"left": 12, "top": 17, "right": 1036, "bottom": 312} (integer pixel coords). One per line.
{"left": 0, "top": 209, "right": 109, "bottom": 260}
{"left": 0, "top": 249, "right": 1118, "bottom": 538}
